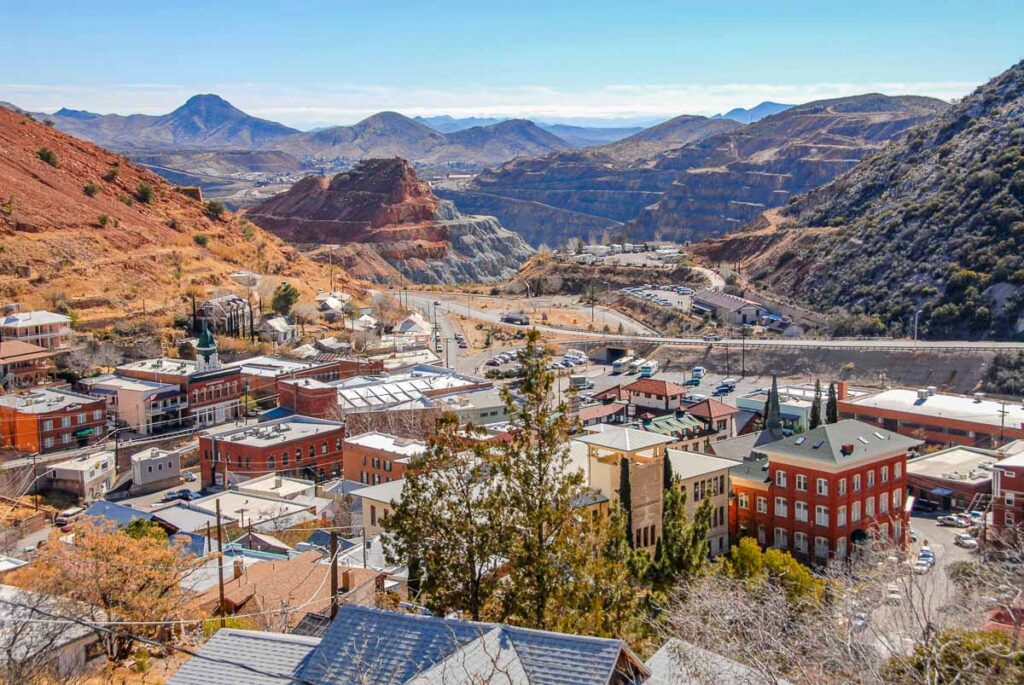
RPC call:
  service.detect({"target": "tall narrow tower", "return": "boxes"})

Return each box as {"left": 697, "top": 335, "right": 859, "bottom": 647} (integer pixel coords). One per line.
{"left": 195, "top": 322, "right": 221, "bottom": 372}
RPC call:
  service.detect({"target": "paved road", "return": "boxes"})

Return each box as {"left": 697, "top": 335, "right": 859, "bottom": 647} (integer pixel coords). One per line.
{"left": 402, "top": 292, "right": 1024, "bottom": 352}
{"left": 692, "top": 266, "right": 725, "bottom": 289}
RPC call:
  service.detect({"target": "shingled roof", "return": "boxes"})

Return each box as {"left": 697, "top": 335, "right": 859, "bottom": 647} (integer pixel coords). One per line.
{"left": 762, "top": 419, "right": 921, "bottom": 465}
{"left": 622, "top": 378, "right": 687, "bottom": 397}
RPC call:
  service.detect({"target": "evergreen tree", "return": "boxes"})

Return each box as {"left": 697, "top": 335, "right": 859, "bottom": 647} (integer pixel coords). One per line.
{"left": 809, "top": 379, "right": 823, "bottom": 429}
{"left": 651, "top": 479, "right": 713, "bottom": 588}
{"left": 496, "top": 329, "right": 588, "bottom": 630}
{"left": 826, "top": 382, "right": 839, "bottom": 424}
{"left": 271, "top": 281, "right": 300, "bottom": 316}
{"left": 619, "top": 457, "right": 634, "bottom": 548}
{"left": 662, "top": 452, "right": 673, "bottom": 491}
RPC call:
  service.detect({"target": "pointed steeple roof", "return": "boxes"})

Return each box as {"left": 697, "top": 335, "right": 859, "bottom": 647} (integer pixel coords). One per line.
{"left": 764, "top": 374, "right": 782, "bottom": 431}
{"left": 197, "top": 321, "right": 216, "bottom": 351}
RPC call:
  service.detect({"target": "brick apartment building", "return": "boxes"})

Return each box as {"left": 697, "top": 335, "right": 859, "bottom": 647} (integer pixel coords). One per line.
{"left": 839, "top": 385, "right": 1024, "bottom": 448}
{"left": 226, "top": 355, "right": 381, "bottom": 398}
{"left": 343, "top": 431, "right": 426, "bottom": 485}
{"left": 116, "top": 327, "right": 241, "bottom": 430}
{"left": 199, "top": 415, "right": 346, "bottom": 487}
{"left": 730, "top": 420, "right": 921, "bottom": 562}
{"left": 0, "top": 388, "right": 105, "bottom": 454}
{"left": 992, "top": 450, "right": 1024, "bottom": 540}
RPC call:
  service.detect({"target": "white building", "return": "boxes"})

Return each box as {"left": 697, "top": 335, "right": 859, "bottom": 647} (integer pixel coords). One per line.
{"left": 130, "top": 448, "right": 181, "bottom": 493}
{"left": 79, "top": 374, "right": 183, "bottom": 435}
{"left": 46, "top": 452, "right": 114, "bottom": 501}
{"left": 1, "top": 310, "right": 73, "bottom": 351}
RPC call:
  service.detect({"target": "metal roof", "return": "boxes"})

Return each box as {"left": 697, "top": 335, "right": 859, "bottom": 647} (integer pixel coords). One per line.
{"left": 762, "top": 419, "right": 921, "bottom": 465}
{"left": 667, "top": 450, "right": 737, "bottom": 480}
{"left": 574, "top": 426, "right": 676, "bottom": 452}
{"left": 167, "top": 628, "right": 318, "bottom": 685}
{"left": 646, "top": 638, "right": 792, "bottom": 684}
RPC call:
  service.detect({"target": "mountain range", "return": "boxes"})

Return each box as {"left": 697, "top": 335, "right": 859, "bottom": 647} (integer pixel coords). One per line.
{"left": 414, "top": 115, "right": 645, "bottom": 147}
{"left": 0, "top": 105, "right": 338, "bottom": 327}
{"left": 704, "top": 60, "right": 1024, "bottom": 339}
{"left": 439, "top": 93, "right": 948, "bottom": 246}
{"left": 711, "top": 101, "right": 793, "bottom": 123}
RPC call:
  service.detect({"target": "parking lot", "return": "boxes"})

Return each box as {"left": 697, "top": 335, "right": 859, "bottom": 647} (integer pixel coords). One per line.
{"left": 619, "top": 285, "right": 694, "bottom": 312}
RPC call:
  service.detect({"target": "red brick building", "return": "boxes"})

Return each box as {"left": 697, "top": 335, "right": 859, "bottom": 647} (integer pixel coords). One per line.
{"left": 992, "top": 449, "right": 1024, "bottom": 539}
{"left": 343, "top": 431, "right": 426, "bottom": 485}
{"left": 226, "top": 355, "right": 382, "bottom": 398}
{"left": 730, "top": 420, "right": 921, "bottom": 563}
{"left": 0, "top": 388, "right": 106, "bottom": 454}
{"left": 199, "top": 416, "right": 345, "bottom": 487}
{"left": 116, "top": 328, "right": 242, "bottom": 429}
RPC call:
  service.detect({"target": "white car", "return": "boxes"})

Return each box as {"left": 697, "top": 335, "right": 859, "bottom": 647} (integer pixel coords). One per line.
{"left": 886, "top": 586, "right": 902, "bottom": 605}
{"left": 912, "top": 561, "right": 932, "bottom": 574}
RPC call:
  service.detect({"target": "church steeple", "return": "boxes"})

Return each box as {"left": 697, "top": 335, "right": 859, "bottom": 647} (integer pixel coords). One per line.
{"left": 196, "top": 321, "right": 221, "bottom": 372}
{"left": 764, "top": 374, "right": 782, "bottom": 432}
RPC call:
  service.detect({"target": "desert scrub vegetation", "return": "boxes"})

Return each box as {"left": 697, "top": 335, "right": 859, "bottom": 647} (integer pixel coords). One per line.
{"left": 35, "top": 147, "right": 58, "bottom": 167}
{"left": 83, "top": 182, "right": 101, "bottom": 197}
{"left": 204, "top": 200, "right": 227, "bottom": 219}
{"left": 135, "top": 183, "right": 155, "bottom": 204}
{"left": 192, "top": 234, "right": 209, "bottom": 247}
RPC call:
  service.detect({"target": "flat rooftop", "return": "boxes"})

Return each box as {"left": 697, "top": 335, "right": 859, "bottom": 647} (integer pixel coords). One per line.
{"left": 237, "top": 473, "right": 314, "bottom": 499}
{"left": 190, "top": 491, "right": 311, "bottom": 524}
{"left": 334, "top": 367, "right": 488, "bottom": 411}
{"left": 117, "top": 357, "right": 197, "bottom": 376}
{"left": 209, "top": 418, "right": 342, "bottom": 447}
{"left": 81, "top": 374, "right": 179, "bottom": 393}
{"left": 845, "top": 388, "right": 1024, "bottom": 430}
{"left": 0, "top": 388, "right": 99, "bottom": 413}
{"left": 907, "top": 446, "right": 1000, "bottom": 483}
{"left": 225, "top": 356, "right": 329, "bottom": 378}
{"left": 345, "top": 432, "right": 426, "bottom": 458}
{"left": 52, "top": 451, "right": 114, "bottom": 472}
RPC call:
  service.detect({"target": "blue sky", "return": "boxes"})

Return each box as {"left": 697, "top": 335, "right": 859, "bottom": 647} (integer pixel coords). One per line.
{"left": 1, "top": 0, "right": 1021, "bottom": 128}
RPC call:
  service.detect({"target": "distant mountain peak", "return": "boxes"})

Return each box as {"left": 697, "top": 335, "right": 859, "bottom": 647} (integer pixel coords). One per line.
{"left": 712, "top": 101, "right": 794, "bottom": 124}
{"left": 54, "top": 107, "right": 100, "bottom": 120}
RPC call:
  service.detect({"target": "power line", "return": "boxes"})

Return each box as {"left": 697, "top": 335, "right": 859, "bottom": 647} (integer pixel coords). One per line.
{"left": 0, "top": 595, "right": 316, "bottom": 684}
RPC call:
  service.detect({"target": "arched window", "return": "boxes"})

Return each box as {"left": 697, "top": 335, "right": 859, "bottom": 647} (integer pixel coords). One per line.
{"left": 268, "top": 456, "right": 276, "bottom": 470}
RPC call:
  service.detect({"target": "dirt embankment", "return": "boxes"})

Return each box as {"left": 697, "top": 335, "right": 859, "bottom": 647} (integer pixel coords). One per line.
{"left": 650, "top": 344, "right": 997, "bottom": 394}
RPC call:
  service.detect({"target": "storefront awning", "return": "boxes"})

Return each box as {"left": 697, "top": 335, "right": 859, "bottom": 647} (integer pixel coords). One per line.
{"left": 931, "top": 487, "right": 954, "bottom": 497}
{"left": 73, "top": 428, "right": 94, "bottom": 438}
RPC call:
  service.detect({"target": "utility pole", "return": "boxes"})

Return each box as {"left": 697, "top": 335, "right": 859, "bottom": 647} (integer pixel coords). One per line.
{"left": 362, "top": 527, "right": 367, "bottom": 569}
{"left": 330, "top": 531, "right": 339, "bottom": 619}
{"left": 998, "top": 401, "right": 1008, "bottom": 446}
{"left": 913, "top": 309, "right": 922, "bottom": 342}
{"left": 216, "top": 499, "right": 225, "bottom": 628}
{"left": 741, "top": 328, "right": 747, "bottom": 379}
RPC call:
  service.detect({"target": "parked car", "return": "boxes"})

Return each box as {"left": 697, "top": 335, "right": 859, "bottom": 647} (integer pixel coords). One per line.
{"left": 937, "top": 515, "right": 962, "bottom": 526}
{"left": 486, "top": 358, "right": 501, "bottom": 367}
{"left": 183, "top": 471, "right": 198, "bottom": 483}
{"left": 683, "top": 393, "right": 709, "bottom": 404}
{"left": 851, "top": 612, "right": 869, "bottom": 631}
{"left": 161, "top": 491, "right": 184, "bottom": 503}
{"left": 912, "top": 560, "right": 932, "bottom": 574}
{"left": 885, "top": 585, "right": 902, "bottom": 605}
{"left": 909, "top": 529, "right": 919, "bottom": 542}
{"left": 684, "top": 378, "right": 702, "bottom": 387}
{"left": 912, "top": 499, "right": 939, "bottom": 512}
{"left": 179, "top": 491, "right": 201, "bottom": 502}
{"left": 703, "top": 334, "right": 723, "bottom": 342}
{"left": 458, "top": 341, "right": 469, "bottom": 349}
{"left": 955, "top": 533, "right": 979, "bottom": 549}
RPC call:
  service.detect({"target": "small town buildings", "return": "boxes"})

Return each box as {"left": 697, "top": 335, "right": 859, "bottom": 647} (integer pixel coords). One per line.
{"left": 574, "top": 426, "right": 675, "bottom": 552}
{"left": 434, "top": 387, "right": 509, "bottom": 426}
{"left": 839, "top": 386, "right": 1024, "bottom": 448}
{"left": 906, "top": 446, "right": 1000, "bottom": 511}
{"left": 169, "top": 605, "right": 649, "bottom": 685}
{"left": 199, "top": 415, "right": 346, "bottom": 487}
{"left": 258, "top": 316, "right": 297, "bottom": 344}
{"left": 686, "top": 398, "right": 741, "bottom": 441}
{"left": 343, "top": 431, "right": 425, "bottom": 485}
{"left": 225, "top": 354, "right": 372, "bottom": 398}
{"left": 79, "top": 374, "right": 183, "bottom": 435}
{"left": 193, "top": 294, "right": 254, "bottom": 338}
{"left": 0, "top": 310, "right": 73, "bottom": 350}
{"left": 45, "top": 451, "right": 114, "bottom": 500}
{"left": 736, "top": 386, "right": 815, "bottom": 432}
{"left": 667, "top": 450, "right": 735, "bottom": 555}
{"left": 578, "top": 401, "right": 630, "bottom": 428}
{"left": 154, "top": 490, "right": 319, "bottom": 532}
{"left": 729, "top": 420, "right": 921, "bottom": 562}
{"left": 235, "top": 473, "right": 317, "bottom": 501}
{"left": 628, "top": 410, "right": 713, "bottom": 452}
{"left": 347, "top": 313, "right": 379, "bottom": 333}
{"left": 350, "top": 479, "right": 405, "bottom": 537}
{"left": 992, "top": 450, "right": 1024, "bottom": 537}
{"left": 691, "top": 289, "right": 769, "bottom": 325}
{"left": 116, "top": 327, "right": 242, "bottom": 429}
{"left": 395, "top": 312, "right": 433, "bottom": 336}
{"left": 129, "top": 447, "right": 181, "bottom": 495}
{"left": 0, "top": 388, "right": 105, "bottom": 453}
{"left": 0, "top": 585, "right": 104, "bottom": 679}
{"left": 622, "top": 378, "right": 688, "bottom": 411}
{"left": 0, "top": 340, "right": 57, "bottom": 389}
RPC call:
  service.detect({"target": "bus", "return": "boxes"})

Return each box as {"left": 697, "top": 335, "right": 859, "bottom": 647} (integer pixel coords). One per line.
{"left": 611, "top": 356, "right": 634, "bottom": 374}
{"left": 627, "top": 358, "right": 646, "bottom": 375}
{"left": 640, "top": 360, "right": 659, "bottom": 378}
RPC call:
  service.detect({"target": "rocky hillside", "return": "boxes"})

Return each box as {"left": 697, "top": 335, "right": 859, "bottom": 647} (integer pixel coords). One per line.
{"left": 246, "top": 158, "right": 533, "bottom": 284}
{"left": 728, "top": 60, "right": 1024, "bottom": 340}
{"left": 44, "top": 94, "right": 300, "bottom": 150}
{"left": 0, "top": 107, "right": 340, "bottom": 327}
{"left": 271, "top": 112, "right": 571, "bottom": 167}
{"left": 437, "top": 116, "right": 734, "bottom": 246}
{"left": 629, "top": 94, "right": 949, "bottom": 242}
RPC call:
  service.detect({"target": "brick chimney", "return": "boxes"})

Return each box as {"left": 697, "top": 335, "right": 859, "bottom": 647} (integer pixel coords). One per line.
{"left": 836, "top": 381, "right": 849, "bottom": 401}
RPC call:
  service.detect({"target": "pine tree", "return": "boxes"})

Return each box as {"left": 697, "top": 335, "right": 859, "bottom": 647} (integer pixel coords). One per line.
{"left": 810, "top": 379, "right": 823, "bottom": 429}
{"left": 619, "top": 457, "right": 634, "bottom": 548}
{"left": 662, "top": 452, "right": 673, "bottom": 491}
{"left": 649, "top": 475, "right": 713, "bottom": 588}
{"left": 826, "top": 382, "right": 839, "bottom": 424}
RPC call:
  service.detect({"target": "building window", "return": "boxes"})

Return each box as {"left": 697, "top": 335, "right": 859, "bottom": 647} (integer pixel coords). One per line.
{"left": 894, "top": 462, "right": 902, "bottom": 479}
{"left": 865, "top": 496, "right": 875, "bottom": 518}
{"left": 371, "top": 505, "right": 377, "bottom": 526}
{"left": 738, "top": 493, "right": 749, "bottom": 509}
{"left": 836, "top": 537, "right": 847, "bottom": 559}
{"left": 774, "top": 497, "right": 788, "bottom": 518}
{"left": 794, "top": 531, "right": 808, "bottom": 554}
{"left": 295, "top": 448, "right": 302, "bottom": 462}
{"left": 44, "top": 437, "right": 54, "bottom": 449}
{"left": 92, "top": 410, "right": 103, "bottom": 420}
{"left": 867, "top": 470, "right": 875, "bottom": 488}
{"left": 757, "top": 525, "right": 766, "bottom": 545}
{"left": 852, "top": 501, "right": 862, "bottom": 522}
{"left": 814, "top": 537, "right": 829, "bottom": 558}
{"left": 268, "top": 456, "right": 276, "bottom": 470}
{"left": 61, "top": 416, "right": 71, "bottom": 428}
{"left": 1006, "top": 512, "right": 1015, "bottom": 526}
{"left": 776, "top": 470, "right": 787, "bottom": 487}
{"left": 893, "top": 489, "right": 903, "bottom": 508}
{"left": 795, "top": 474, "right": 807, "bottom": 491}
{"left": 43, "top": 420, "right": 53, "bottom": 431}
{"left": 881, "top": 466, "right": 889, "bottom": 483}
{"left": 756, "top": 497, "right": 767, "bottom": 514}
{"left": 321, "top": 441, "right": 328, "bottom": 454}
{"left": 853, "top": 474, "right": 862, "bottom": 492}
{"left": 1007, "top": 493, "right": 1016, "bottom": 507}
{"left": 815, "top": 505, "right": 829, "bottom": 527}
{"left": 837, "top": 505, "right": 847, "bottom": 527}
{"left": 282, "top": 452, "right": 289, "bottom": 467}
{"left": 838, "top": 478, "right": 847, "bottom": 496}
{"left": 879, "top": 495, "right": 889, "bottom": 514}
{"left": 794, "top": 501, "right": 808, "bottom": 522}
{"left": 774, "top": 527, "right": 787, "bottom": 549}
{"left": 816, "top": 478, "right": 828, "bottom": 496}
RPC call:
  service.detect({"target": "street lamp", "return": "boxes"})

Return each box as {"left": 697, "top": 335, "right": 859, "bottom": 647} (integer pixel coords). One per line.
{"left": 913, "top": 309, "right": 923, "bottom": 342}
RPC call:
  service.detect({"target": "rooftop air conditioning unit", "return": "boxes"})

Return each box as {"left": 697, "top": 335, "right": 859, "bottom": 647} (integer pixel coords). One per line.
{"left": 840, "top": 443, "right": 855, "bottom": 456}
{"left": 926, "top": 386, "right": 937, "bottom": 396}
{"left": 917, "top": 389, "right": 928, "bottom": 400}
{"left": 973, "top": 392, "right": 986, "bottom": 402}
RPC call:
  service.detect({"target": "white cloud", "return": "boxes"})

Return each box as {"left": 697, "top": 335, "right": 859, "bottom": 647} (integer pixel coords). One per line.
{"left": 0, "top": 79, "right": 980, "bottom": 129}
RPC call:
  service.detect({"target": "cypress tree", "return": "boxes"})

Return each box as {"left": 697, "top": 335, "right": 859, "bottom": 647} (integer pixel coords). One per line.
{"left": 619, "top": 458, "right": 634, "bottom": 548}
{"left": 662, "top": 453, "right": 673, "bottom": 491}
{"left": 810, "top": 379, "right": 823, "bottom": 429}
{"left": 826, "top": 382, "right": 839, "bottom": 424}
